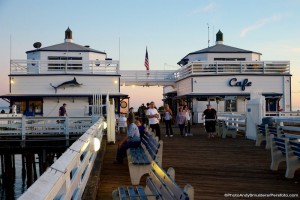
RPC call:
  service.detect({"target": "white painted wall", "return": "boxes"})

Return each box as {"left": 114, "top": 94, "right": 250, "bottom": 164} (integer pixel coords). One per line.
{"left": 177, "top": 77, "right": 192, "bottom": 96}
{"left": 89, "top": 52, "right": 106, "bottom": 60}
{"left": 43, "top": 97, "right": 88, "bottom": 117}
{"left": 185, "top": 52, "right": 261, "bottom": 62}
{"left": 163, "top": 86, "right": 176, "bottom": 94}
{"left": 191, "top": 75, "right": 284, "bottom": 94}
{"left": 11, "top": 75, "right": 120, "bottom": 94}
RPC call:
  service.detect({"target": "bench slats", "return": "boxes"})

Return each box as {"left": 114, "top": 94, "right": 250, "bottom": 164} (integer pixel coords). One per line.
{"left": 136, "top": 186, "right": 149, "bottom": 200}
{"left": 127, "top": 186, "right": 138, "bottom": 200}
{"left": 118, "top": 186, "right": 128, "bottom": 200}
{"left": 129, "top": 147, "right": 151, "bottom": 165}
{"left": 150, "top": 162, "right": 189, "bottom": 200}
{"left": 290, "top": 141, "right": 300, "bottom": 159}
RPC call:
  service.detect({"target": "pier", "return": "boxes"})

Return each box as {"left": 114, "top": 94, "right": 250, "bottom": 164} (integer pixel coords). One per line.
{"left": 86, "top": 124, "right": 300, "bottom": 199}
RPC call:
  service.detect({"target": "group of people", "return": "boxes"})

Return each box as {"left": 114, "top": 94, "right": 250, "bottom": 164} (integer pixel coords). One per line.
{"left": 163, "top": 104, "right": 192, "bottom": 137}
{"left": 114, "top": 101, "right": 161, "bottom": 164}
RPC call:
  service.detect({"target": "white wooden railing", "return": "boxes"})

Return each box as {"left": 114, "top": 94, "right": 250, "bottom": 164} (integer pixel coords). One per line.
{"left": 120, "top": 70, "right": 176, "bottom": 86}
{"left": 175, "top": 61, "right": 290, "bottom": 81}
{"left": 10, "top": 60, "right": 119, "bottom": 75}
{"left": 0, "top": 116, "right": 93, "bottom": 140}
{"left": 18, "top": 117, "right": 106, "bottom": 200}
{"left": 265, "top": 111, "right": 300, "bottom": 117}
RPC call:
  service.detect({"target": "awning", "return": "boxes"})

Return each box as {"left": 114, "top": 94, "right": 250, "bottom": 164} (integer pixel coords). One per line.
{"left": 173, "top": 92, "right": 282, "bottom": 99}
{"left": 0, "top": 93, "right": 128, "bottom": 99}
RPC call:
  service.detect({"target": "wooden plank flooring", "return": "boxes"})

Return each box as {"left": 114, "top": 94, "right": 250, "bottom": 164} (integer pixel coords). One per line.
{"left": 96, "top": 124, "right": 300, "bottom": 199}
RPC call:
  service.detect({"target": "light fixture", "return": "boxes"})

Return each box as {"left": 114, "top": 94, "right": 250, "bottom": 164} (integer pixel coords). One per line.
{"left": 114, "top": 80, "right": 118, "bottom": 84}
{"left": 103, "top": 121, "right": 107, "bottom": 129}
{"left": 93, "top": 137, "right": 101, "bottom": 152}
{"left": 132, "top": 85, "right": 135, "bottom": 88}
{"left": 10, "top": 80, "right": 14, "bottom": 84}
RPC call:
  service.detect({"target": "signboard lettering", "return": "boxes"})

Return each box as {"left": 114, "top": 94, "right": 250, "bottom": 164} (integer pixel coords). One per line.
{"left": 229, "top": 78, "right": 252, "bottom": 91}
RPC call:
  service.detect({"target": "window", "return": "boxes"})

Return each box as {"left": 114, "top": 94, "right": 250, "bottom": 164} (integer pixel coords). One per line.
{"left": 48, "top": 56, "right": 83, "bottom": 71}
{"left": 225, "top": 100, "right": 237, "bottom": 112}
{"left": 214, "top": 58, "right": 246, "bottom": 61}
{"left": 29, "top": 100, "right": 43, "bottom": 114}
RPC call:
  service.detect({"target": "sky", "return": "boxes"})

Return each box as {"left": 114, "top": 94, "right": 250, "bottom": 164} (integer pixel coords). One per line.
{"left": 0, "top": 0, "right": 300, "bottom": 110}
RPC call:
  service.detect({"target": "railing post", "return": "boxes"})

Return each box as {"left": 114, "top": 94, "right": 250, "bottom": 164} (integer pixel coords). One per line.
{"left": 65, "top": 117, "right": 69, "bottom": 140}
{"left": 22, "top": 116, "right": 26, "bottom": 141}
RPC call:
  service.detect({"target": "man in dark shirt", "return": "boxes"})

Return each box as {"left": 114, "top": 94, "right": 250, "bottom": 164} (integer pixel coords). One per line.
{"left": 59, "top": 103, "right": 67, "bottom": 116}
{"left": 202, "top": 104, "right": 217, "bottom": 138}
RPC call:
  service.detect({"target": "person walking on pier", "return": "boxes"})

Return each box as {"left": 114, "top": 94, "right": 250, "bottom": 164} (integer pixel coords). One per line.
{"left": 146, "top": 101, "right": 161, "bottom": 140}
{"left": 59, "top": 103, "right": 67, "bottom": 116}
{"left": 176, "top": 107, "right": 186, "bottom": 136}
{"left": 163, "top": 104, "right": 174, "bottom": 137}
{"left": 202, "top": 104, "right": 217, "bottom": 138}
{"left": 184, "top": 105, "right": 192, "bottom": 136}
{"left": 114, "top": 117, "right": 141, "bottom": 164}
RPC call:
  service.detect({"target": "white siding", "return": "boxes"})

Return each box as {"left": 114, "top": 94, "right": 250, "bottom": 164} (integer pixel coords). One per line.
{"left": 192, "top": 76, "right": 284, "bottom": 94}
{"left": 163, "top": 86, "right": 176, "bottom": 94}
{"left": 11, "top": 75, "right": 120, "bottom": 94}
{"left": 177, "top": 78, "right": 192, "bottom": 96}
{"left": 186, "top": 52, "right": 261, "bottom": 62}
{"left": 43, "top": 97, "right": 88, "bottom": 117}
{"left": 89, "top": 52, "right": 106, "bottom": 60}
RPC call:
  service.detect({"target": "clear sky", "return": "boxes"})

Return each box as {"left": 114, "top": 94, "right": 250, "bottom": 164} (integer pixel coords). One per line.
{"left": 0, "top": 0, "right": 299, "bottom": 110}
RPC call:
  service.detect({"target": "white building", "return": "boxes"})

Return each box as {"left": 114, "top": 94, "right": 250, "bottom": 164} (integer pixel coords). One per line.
{"left": 1, "top": 28, "right": 126, "bottom": 116}
{"left": 163, "top": 30, "right": 291, "bottom": 122}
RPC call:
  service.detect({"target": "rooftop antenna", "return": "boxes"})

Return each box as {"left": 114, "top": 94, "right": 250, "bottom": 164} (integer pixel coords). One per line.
{"left": 213, "top": 25, "right": 215, "bottom": 44}
{"left": 119, "top": 37, "right": 120, "bottom": 69}
{"left": 207, "top": 23, "right": 210, "bottom": 47}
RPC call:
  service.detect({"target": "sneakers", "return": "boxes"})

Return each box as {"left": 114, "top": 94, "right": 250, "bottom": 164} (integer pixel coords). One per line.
{"left": 170, "top": 135, "right": 174, "bottom": 137}
{"left": 165, "top": 135, "right": 169, "bottom": 137}
{"left": 185, "top": 133, "right": 187, "bottom": 137}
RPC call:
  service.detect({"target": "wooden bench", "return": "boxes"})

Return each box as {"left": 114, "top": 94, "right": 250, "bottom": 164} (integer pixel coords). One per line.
{"left": 112, "top": 161, "right": 194, "bottom": 200}
{"left": 270, "top": 133, "right": 286, "bottom": 171}
{"left": 221, "top": 115, "right": 246, "bottom": 138}
{"left": 285, "top": 139, "right": 300, "bottom": 178}
{"left": 255, "top": 124, "right": 277, "bottom": 149}
{"left": 127, "top": 132, "right": 163, "bottom": 185}
{"left": 270, "top": 133, "right": 300, "bottom": 178}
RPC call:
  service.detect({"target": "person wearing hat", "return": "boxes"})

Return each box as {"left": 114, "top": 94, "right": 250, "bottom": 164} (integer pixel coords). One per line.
{"left": 128, "top": 107, "right": 135, "bottom": 123}
{"left": 202, "top": 104, "right": 217, "bottom": 138}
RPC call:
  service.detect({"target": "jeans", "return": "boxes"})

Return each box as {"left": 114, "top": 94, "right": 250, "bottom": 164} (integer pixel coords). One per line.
{"left": 150, "top": 123, "right": 161, "bottom": 140}
{"left": 164, "top": 120, "right": 173, "bottom": 136}
{"left": 185, "top": 120, "right": 191, "bottom": 133}
{"left": 178, "top": 124, "right": 185, "bottom": 136}
{"left": 116, "top": 140, "right": 140, "bottom": 163}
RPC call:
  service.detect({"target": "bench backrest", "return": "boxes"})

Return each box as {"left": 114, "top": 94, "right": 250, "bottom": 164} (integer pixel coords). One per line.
{"left": 267, "top": 126, "right": 277, "bottom": 135}
{"left": 289, "top": 140, "right": 300, "bottom": 160}
{"left": 257, "top": 124, "right": 266, "bottom": 135}
{"left": 273, "top": 136, "right": 286, "bottom": 155}
{"left": 142, "top": 132, "right": 160, "bottom": 161}
{"left": 147, "top": 161, "right": 189, "bottom": 200}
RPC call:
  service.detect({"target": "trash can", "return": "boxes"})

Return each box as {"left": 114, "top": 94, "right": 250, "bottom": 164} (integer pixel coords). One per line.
{"left": 262, "top": 117, "right": 275, "bottom": 126}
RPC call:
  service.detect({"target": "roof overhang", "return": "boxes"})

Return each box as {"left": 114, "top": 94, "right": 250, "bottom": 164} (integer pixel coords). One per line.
{"left": 173, "top": 92, "right": 282, "bottom": 99}
{"left": 0, "top": 93, "right": 128, "bottom": 99}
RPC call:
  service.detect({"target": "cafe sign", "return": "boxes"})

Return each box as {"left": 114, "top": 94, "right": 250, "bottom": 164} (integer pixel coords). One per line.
{"left": 229, "top": 78, "right": 252, "bottom": 91}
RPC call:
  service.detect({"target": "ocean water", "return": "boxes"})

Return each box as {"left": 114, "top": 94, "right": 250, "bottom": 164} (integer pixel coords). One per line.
{"left": 0, "top": 106, "right": 9, "bottom": 114}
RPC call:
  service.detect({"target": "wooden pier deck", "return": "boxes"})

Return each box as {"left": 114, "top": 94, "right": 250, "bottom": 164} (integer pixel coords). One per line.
{"left": 92, "top": 124, "right": 300, "bottom": 199}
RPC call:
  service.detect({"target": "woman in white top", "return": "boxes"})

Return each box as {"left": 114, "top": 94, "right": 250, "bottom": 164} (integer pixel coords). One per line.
{"left": 163, "top": 104, "right": 174, "bottom": 137}
{"left": 184, "top": 106, "right": 191, "bottom": 136}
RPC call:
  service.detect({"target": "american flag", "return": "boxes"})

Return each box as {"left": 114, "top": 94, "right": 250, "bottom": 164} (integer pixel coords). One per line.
{"left": 144, "top": 47, "right": 149, "bottom": 71}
